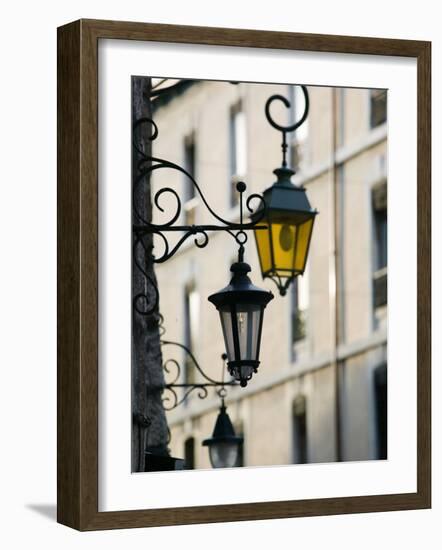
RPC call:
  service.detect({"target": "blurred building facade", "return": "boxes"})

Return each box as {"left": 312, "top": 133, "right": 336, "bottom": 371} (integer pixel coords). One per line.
{"left": 150, "top": 79, "right": 388, "bottom": 468}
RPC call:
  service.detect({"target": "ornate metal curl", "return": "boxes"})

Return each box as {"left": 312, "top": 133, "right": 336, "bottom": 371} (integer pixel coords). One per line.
{"left": 265, "top": 85, "right": 309, "bottom": 168}
{"left": 133, "top": 232, "right": 160, "bottom": 316}
{"left": 132, "top": 117, "right": 268, "bottom": 264}
{"left": 160, "top": 342, "right": 236, "bottom": 411}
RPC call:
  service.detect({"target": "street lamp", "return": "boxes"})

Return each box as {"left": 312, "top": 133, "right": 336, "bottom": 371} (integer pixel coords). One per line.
{"left": 252, "top": 88, "right": 318, "bottom": 296}
{"left": 202, "top": 400, "right": 243, "bottom": 468}
{"left": 208, "top": 261, "right": 273, "bottom": 387}
{"left": 133, "top": 118, "right": 272, "bottom": 387}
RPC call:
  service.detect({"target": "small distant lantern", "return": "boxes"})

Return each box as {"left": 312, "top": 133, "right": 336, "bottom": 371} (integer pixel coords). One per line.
{"left": 208, "top": 261, "right": 273, "bottom": 387}
{"left": 253, "top": 88, "right": 318, "bottom": 296}
{"left": 202, "top": 401, "right": 243, "bottom": 468}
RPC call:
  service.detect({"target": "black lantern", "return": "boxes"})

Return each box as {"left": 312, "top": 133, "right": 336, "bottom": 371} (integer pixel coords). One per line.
{"left": 253, "top": 89, "right": 318, "bottom": 296}
{"left": 208, "top": 261, "right": 273, "bottom": 387}
{"left": 252, "top": 166, "right": 317, "bottom": 296}
{"left": 202, "top": 401, "right": 243, "bottom": 468}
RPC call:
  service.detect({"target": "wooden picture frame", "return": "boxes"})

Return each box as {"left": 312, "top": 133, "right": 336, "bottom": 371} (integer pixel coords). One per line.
{"left": 57, "top": 18, "right": 431, "bottom": 531}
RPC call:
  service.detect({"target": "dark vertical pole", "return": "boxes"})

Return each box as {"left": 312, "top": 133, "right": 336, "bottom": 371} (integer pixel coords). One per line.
{"left": 132, "top": 76, "right": 169, "bottom": 472}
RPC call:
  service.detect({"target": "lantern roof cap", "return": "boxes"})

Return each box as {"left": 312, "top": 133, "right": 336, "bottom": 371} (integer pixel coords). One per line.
{"left": 252, "top": 167, "right": 318, "bottom": 219}
{"left": 208, "top": 262, "right": 274, "bottom": 308}
{"left": 202, "top": 402, "right": 243, "bottom": 446}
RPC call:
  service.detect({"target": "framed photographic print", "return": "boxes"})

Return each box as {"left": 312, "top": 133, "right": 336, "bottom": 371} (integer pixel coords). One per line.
{"left": 57, "top": 19, "right": 431, "bottom": 531}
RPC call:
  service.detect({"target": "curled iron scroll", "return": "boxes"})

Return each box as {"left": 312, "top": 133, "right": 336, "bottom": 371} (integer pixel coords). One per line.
{"left": 133, "top": 118, "right": 266, "bottom": 227}
{"left": 133, "top": 233, "right": 160, "bottom": 316}
{"left": 132, "top": 116, "right": 267, "bottom": 263}
{"left": 264, "top": 85, "right": 310, "bottom": 134}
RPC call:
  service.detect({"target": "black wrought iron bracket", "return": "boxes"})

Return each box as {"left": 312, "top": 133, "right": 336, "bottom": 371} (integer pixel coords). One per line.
{"left": 159, "top": 341, "right": 238, "bottom": 411}
{"left": 142, "top": 315, "right": 237, "bottom": 411}
{"left": 132, "top": 117, "right": 268, "bottom": 267}
{"left": 133, "top": 112, "right": 253, "bottom": 412}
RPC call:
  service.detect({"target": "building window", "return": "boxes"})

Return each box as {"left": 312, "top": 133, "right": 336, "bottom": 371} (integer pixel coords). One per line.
{"left": 289, "top": 85, "right": 309, "bottom": 171}
{"left": 183, "top": 282, "right": 200, "bottom": 386}
{"left": 372, "top": 181, "right": 387, "bottom": 309}
{"left": 229, "top": 101, "right": 247, "bottom": 206}
{"left": 291, "top": 271, "right": 309, "bottom": 347}
{"left": 373, "top": 364, "right": 387, "bottom": 459}
{"left": 374, "top": 198, "right": 387, "bottom": 270}
{"left": 370, "top": 89, "right": 387, "bottom": 129}
{"left": 292, "top": 395, "right": 308, "bottom": 464}
{"left": 184, "top": 437, "right": 195, "bottom": 469}
{"left": 183, "top": 132, "right": 197, "bottom": 225}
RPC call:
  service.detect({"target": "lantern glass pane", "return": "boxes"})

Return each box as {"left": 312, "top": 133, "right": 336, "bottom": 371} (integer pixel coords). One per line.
{"left": 220, "top": 309, "right": 235, "bottom": 362}
{"left": 270, "top": 221, "right": 297, "bottom": 274}
{"left": 236, "top": 304, "right": 262, "bottom": 361}
{"left": 254, "top": 225, "right": 272, "bottom": 274}
{"left": 294, "top": 217, "right": 314, "bottom": 272}
{"left": 209, "top": 441, "right": 239, "bottom": 469}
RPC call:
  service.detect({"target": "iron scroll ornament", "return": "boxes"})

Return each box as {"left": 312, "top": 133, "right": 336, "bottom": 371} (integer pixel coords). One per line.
{"left": 132, "top": 117, "right": 267, "bottom": 252}
{"left": 132, "top": 116, "right": 268, "bottom": 316}
{"left": 159, "top": 342, "right": 237, "bottom": 411}
{"left": 264, "top": 85, "right": 310, "bottom": 169}
{"left": 141, "top": 313, "right": 238, "bottom": 412}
